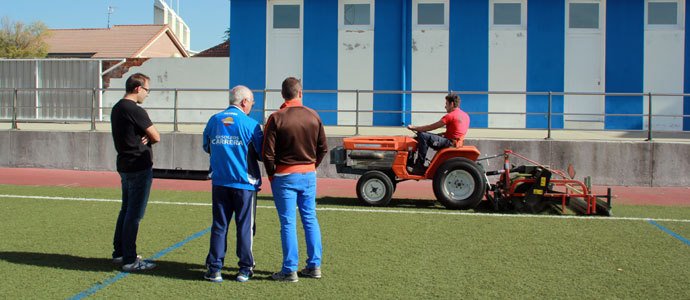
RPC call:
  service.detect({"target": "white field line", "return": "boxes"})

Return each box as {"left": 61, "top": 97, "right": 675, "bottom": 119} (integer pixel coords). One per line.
{"left": 2, "top": 194, "right": 690, "bottom": 223}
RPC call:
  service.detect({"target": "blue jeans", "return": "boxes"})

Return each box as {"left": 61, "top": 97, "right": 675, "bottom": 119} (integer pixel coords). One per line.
{"left": 206, "top": 185, "right": 256, "bottom": 273}
{"left": 271, "top": 172, "right": 322, "bottom": 274}
{"left": 414, "top": 132, "right": 452, "bottom": 165}
{"left": 113, "top": 168, "right": 153, "bottom": 265}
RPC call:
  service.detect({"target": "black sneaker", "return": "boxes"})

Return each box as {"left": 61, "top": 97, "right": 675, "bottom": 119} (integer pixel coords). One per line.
{"left": 299, "top": 266, "right": 321, "bottom": 279}
{"left": 271, "top": 271, "right": 298, "bottom": 282}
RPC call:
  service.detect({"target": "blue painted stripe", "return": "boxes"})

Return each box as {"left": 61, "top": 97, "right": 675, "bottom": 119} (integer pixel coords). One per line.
{"left": 449, "top": 0, "right": 488, "bottom": 128}
{"left": 303, "top": 0, "right": 338, "bottom": 125}
{"left": 230, "top": 0, "right": 266, "bottom": 123}
{"left": 526, "top": 0, "right": 564, "bottom": 129}
{"left": 147, "top": 227, "right": 211, "bottom": 260}
{"left": 373, "top": 0, "right": 404, "bottom": 126}
{"left": 648, "top": 220, "right": 690, "bottom": 246}
{"left": 68, "top": 227, "right": 211, "bottom": 300}
{"left": 685, "top": 0, "right": 690, "bottom": 131}
{"left": 68, "top": 271, "right": 129, "bottom": 300}
{"left": 605, "top": 0, "right": 644, "bottom": 130}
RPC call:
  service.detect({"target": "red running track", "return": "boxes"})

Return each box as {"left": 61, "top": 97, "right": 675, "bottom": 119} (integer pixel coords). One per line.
{"left": 0, "top": 168, "right": 688, "bottom": 206}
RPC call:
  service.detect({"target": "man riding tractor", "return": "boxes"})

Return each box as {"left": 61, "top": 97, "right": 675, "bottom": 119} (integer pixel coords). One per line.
{"left": 406, "top": 93, "right": 470, "bottom": 175}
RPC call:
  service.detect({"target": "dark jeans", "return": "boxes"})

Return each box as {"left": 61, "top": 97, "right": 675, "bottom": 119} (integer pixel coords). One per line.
{"left": 206, "top": 185, "right": 257, "bottom": 273}
{"left": 113, "top": 168, "right": 153, "bottom": 265}
{"left": 414, "top": 132, "right": 452, "bottom": 165}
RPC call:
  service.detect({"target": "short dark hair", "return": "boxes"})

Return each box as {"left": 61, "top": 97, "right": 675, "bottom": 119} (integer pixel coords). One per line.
{"left": 445, "top": 93, "right": 460, "bottom": 107}
{"left": 125, "top": 73, "right": 150, "bottom": 94}
{"left": 281, "top": 77, "right": 302, "bottom": 100}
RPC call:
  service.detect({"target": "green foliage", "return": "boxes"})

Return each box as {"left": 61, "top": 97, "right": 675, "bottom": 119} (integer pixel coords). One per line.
{"left": 0, "top": 16, "right": 51, "bottom": 58}
{"left": 0, "top": 185, "right": 689, "bottom": 299}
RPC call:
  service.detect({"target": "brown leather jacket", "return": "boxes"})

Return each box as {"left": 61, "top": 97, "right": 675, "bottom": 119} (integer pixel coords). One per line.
{"left": 262, "top": 100, "right": 328, "bottom": 177}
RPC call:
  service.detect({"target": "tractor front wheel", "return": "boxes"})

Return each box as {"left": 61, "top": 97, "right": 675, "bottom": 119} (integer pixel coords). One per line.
{"left": 356, "top": 171, "right": 394, "bottom": 206}
{"left": 433, "top": 158, "right": 486, "bottom": 209}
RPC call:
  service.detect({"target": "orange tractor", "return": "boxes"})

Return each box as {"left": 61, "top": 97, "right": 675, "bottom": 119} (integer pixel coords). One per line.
{"left": 330, "top": 136, "right": 611, "bottom": 215}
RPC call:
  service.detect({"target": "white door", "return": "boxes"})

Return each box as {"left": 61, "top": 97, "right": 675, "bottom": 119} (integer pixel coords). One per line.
{"left": 411, "top": 0, "right": 450, "bottom": 125}
{"left": 338, "top": 0, "right": 374, "bottom": 126}
{"left": 488, "top": 0, "right": 527, "bottom": 128}
{"left": 564, "top": 0, "right": 606, "bottom": 129}
{"left": 644, "top": 0, "right": 685, "bottom": 131}
{"left": 266, "top": 0, "right": 303, "bottom": 118}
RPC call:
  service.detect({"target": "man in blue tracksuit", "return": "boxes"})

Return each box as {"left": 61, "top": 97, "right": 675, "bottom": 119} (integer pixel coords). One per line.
{"left": 203, "top": 85, "right": 263, "bottom": 283}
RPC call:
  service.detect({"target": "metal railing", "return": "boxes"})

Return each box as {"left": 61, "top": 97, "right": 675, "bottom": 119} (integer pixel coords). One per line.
{"left": 1, "top": 87, "right": 688, "bottom": 141}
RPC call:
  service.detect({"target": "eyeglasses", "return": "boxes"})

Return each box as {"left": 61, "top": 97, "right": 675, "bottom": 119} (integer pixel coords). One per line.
{"left": 141, "top": 87, "right": 150, "bottom": 93}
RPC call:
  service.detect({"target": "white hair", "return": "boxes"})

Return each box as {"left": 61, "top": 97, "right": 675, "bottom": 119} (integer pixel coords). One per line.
{"left": 230, "top": 85, "right": 252, "bottom": 105}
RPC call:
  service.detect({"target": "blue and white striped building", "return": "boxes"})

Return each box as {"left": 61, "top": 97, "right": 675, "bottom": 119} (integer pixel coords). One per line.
{"left": 229, "top": 0, "right": 690, "bottom": 132}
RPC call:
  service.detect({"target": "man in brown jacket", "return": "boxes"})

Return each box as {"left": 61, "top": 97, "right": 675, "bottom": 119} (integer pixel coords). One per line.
{"left": 263, "top": 77, "right": 328, "bottom": 282}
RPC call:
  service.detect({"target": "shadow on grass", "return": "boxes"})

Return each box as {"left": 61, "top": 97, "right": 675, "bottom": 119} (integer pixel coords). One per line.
{"left": 316, "top": 196, "right": 445, "bottom": 210}
{"left": 0, "top": 251, "right": 276, "bottom": 281}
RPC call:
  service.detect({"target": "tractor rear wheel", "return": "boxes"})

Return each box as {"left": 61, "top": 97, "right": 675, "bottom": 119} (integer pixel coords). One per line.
{"left": 356, "top": 171, "right": 394, "bottom": 206}
{"left": 433, "top": 158, "right": 486, "bottom": 210}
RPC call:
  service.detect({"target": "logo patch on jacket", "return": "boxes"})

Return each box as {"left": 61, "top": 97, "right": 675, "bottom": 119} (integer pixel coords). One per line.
{"left": 222, "top": 117, "right": 234, "bottom": 126}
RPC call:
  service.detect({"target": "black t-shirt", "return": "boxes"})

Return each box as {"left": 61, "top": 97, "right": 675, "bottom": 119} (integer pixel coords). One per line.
{"left": 111, "top": 99, "right": 154, "bottom": 172}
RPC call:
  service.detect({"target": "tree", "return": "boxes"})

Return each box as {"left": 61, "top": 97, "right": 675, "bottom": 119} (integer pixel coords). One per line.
{"left": 0, "top": 16, "right": 51, "bottom": 58}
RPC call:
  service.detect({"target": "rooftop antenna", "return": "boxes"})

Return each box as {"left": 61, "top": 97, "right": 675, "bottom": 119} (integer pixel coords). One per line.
{"left": 107, "top": 5, "right": 118, "bottom": 28}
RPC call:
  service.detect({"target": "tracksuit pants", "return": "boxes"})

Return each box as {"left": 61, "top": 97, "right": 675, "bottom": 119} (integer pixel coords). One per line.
{"left": 206, "top": 185, "right": 256, "bottom": 274}
{"left": 271, "top": 172, "right": 322, "bottom": 274}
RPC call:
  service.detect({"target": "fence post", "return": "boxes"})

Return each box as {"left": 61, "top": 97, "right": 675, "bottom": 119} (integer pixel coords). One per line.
{"left": 647, "top": 93, "right": 652, "bottom": 141}
{"left": 355, "top": 89, "right": 360, "bottom": 136}
{"left": 262, "top": 90, "right": 267, "bottom": 123}
{"left": 90, "top": 88, "right": 97, "bottom": 131}
{"left": 173, "top": 88, "right": 179, "bottom": 132}
{"left": 546, "top": 91, "right": 552, "bottom": 140}
{"left": 11, "top": 89, "right": 18, "bottom": 130}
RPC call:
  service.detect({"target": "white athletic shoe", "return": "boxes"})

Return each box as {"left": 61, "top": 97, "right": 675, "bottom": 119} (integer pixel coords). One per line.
{"left": 122, "top": 257, "right": 156, "bottom": 271}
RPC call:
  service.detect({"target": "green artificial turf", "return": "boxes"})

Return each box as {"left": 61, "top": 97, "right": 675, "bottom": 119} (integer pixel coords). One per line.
{"left": 0, "top": 185, "right": 688, "bottom": 299}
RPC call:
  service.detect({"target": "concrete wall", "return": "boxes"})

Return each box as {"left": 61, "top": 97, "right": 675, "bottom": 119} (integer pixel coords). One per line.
{"left": 1, "top": 130, "right": 689, "bottom": 187}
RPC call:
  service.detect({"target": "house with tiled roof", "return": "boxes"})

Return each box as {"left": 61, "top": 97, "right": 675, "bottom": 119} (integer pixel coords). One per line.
{"left": 45, "top": 24, "right": 189, "bottom": 58}
{"left": 194, "top": 40, "right": 229, "bottom": 57}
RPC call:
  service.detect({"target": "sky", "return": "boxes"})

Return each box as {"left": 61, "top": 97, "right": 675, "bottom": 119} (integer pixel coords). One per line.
{"left": 2, "top": 0, "right": 230, "bottom": 52}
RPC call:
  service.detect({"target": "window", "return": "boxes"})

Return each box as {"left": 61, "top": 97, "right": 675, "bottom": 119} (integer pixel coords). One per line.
{"left": 569, "top": 3, "right": 599, "bottom": 29}
{"left": 273, "top": 4, "right": 300, "bottom": 29}
{"left": 490, "top": 1, "right": 525, "bottom": 29}
{"left": 344, "top": 4, "right": 370, "bottom": 25}
{"left": 418, "top": 3, "right": 445, "bottom": 25}
{"left": 493, "top": 3, "right": 521, "bottom": 25}
{"left": 648, "top": 2, "right": 678, "bottom": 25}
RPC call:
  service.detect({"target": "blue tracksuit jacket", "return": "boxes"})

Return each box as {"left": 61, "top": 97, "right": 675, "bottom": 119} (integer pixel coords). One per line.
{"left": 203, "top": 106, "right": 263, "bottom": 190}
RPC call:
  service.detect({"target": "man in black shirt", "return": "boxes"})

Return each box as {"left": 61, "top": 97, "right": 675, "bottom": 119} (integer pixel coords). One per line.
{"left": 110, "top": 73, "right": 160, "bottom": 271}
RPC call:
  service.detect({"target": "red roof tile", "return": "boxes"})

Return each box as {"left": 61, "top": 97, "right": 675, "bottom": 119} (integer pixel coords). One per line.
{"left": 194, "top": 40, "right": 229, "bottom": 57}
